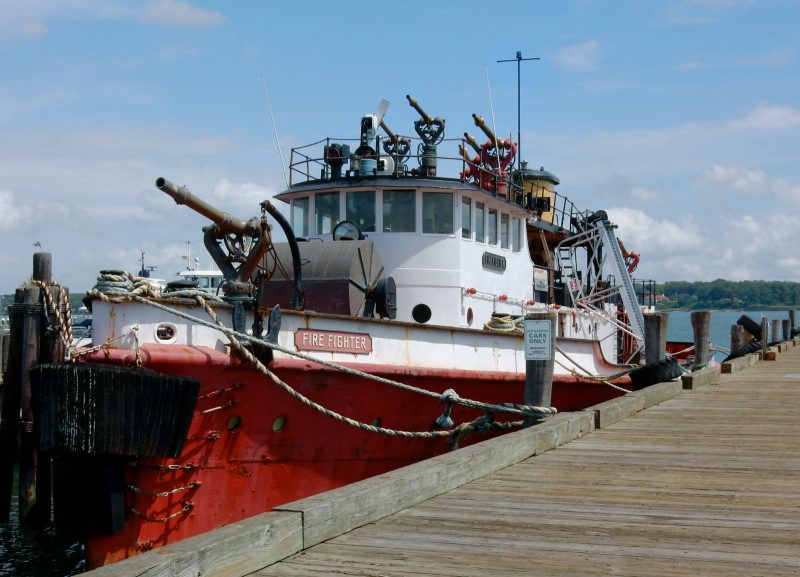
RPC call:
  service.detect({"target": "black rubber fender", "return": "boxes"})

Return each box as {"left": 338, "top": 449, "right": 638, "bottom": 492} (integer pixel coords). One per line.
{"left": 737, "top": 314, "right": 762, "bottom": 340}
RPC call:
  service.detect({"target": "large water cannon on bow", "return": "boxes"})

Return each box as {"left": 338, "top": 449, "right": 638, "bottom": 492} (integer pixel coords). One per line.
{"left": 459, "top": 133, "right": 483, "bottom": 185}
{"left": 406, "top": 94, "right": 445, "bottom": 176}
{"left": 156, "top": 177, "right": 275, "bottom": 300}
{"left": 379, "top": 118, "right": 411, "bottom": 168}
{"left": 466, "top": 114, "right": 517, "bottom": 197}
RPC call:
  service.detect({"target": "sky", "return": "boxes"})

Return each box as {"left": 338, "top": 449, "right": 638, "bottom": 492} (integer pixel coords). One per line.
{"left": 1, "top": 0, "right": 799, "bottom": 295}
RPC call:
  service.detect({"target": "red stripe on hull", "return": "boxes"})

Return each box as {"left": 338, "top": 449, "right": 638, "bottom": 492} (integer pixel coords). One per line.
{"left": 81, "top": 345, "right": 626, "bottom": 567}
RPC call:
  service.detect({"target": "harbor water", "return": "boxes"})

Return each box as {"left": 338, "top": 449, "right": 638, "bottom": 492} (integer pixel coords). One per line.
{"left": 0, "top": 308, "right": 795, "bottom": 577}
{"left": 665, "top": 309, "right": 794, "bottom": 360}
{"left": 0, "top": 470, "right": 85, "bottom": 577}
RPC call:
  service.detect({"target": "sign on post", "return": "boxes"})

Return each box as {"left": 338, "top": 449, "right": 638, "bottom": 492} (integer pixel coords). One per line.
{"left": 525, "top": 319, "right": 552, "bottom": 361}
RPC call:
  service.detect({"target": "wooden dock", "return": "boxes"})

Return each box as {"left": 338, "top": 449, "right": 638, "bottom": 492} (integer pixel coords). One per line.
{"left": 81, "top": 343, "right": 800, "bottom": 577}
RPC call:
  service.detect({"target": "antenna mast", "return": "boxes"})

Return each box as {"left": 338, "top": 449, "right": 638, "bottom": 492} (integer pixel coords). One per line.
{"left": 261, "top": 74, "right": 290, "bottom": 189}
{"left": 497, "top": 51, "right": 540, "bottom": 172}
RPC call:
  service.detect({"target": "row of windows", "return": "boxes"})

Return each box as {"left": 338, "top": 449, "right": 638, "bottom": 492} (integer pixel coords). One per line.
{"left": 461, "top": 197, "right": 522, "bottom": 251}
{"left": 291, "top": 190, "right": 523, "bottom": 252}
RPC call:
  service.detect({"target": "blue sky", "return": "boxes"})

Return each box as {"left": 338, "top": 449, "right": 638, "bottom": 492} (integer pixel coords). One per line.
{"left": 1, "top": 0, "right": 799, "bottom": 294}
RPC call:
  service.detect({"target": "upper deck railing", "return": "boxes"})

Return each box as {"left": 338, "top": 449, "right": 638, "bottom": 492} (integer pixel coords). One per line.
{"left": 288, "top": 136, "right": 583, "bottom": 235}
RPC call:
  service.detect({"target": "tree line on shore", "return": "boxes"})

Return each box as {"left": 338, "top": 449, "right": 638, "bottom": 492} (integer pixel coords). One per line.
{"left": 656, "top": 279, "right": 800, "bottom": 310}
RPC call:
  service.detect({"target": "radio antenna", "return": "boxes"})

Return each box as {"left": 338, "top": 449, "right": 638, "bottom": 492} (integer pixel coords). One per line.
{"left": 497, "top": 51, "right": 540, "bottom": 172}
{"left": 260, "top": 73, "right": 289, "bottom": 189}
{"left": 484, "top": 64, "right": 501, "bottom": 167}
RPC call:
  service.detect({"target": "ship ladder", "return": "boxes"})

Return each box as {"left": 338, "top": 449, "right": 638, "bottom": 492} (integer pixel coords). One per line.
{"left": 555, "top": 219, "right": 645, "bottom": 363}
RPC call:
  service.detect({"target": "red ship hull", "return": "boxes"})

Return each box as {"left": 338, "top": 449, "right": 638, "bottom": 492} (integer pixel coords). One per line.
{"left": 80, "top": 344, "right": 626, "bottom": 567}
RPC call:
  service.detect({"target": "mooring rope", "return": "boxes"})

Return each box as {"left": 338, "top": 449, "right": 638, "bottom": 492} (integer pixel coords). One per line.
{"left": 554, "top": 343, "right": 635, "bottom": 392}
{"left": 83, "top": 274, "right": 556, "bottom": 442}
{"left": 31, "top": 280, "right": 74, "bottom": 351}
{"left": 95, "top": 290, "right": 556, "bottom": 419}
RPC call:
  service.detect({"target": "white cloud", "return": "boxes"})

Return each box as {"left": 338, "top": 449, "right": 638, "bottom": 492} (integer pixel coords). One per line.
{"left": 555, "top": 41, "right": 601, "bottom": 72}
{"left": 0, "top": 1, "right": 130, "bottom": 39}
{"left": 699, "top": 164, "right": 800, "bottom": 207}
{"left": 630, "top": 187, "right": 663, "bottom": 202}
{"left": 600, "top": 206, "right": 800, "bottom": 282}
{"left": 729, "top": 103, "right": 800, "bottom": 130}
{"left": 737, "top": 48, "right": 793, "bottom": 68}
{"left": 608, "top": 208, "right": 704, "bottom": 254}
{"left": 209, "top": 178, "right": 284, "bottom": 221}
{"left": 700, "top": 164, "right": 768, "bottom": 194}
{"left": 140, "top": 0, "right": 225, "bottom": 27}
{"left": 663, "top": 0, "right": 757, "bottom": 25}
{"left": 0, "top": 190, "right": 30, "bottom": 231}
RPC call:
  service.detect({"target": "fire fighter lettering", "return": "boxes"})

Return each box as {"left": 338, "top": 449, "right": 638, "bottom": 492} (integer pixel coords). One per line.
{"left": 296, "top": 330, "right": 371, "bottom": 353}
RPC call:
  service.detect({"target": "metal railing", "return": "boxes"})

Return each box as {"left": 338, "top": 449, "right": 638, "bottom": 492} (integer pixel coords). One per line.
{"left": 288, "top": 136, "right": 583, "bottom": 236}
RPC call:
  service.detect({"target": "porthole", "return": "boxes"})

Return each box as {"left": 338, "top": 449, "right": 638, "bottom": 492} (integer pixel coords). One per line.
{"left": 412, "top": 304, "right": 432, "bottom": 324}
{"left": 371, "top": 418, "right": 381, "bottom": 427}
{"left": 155, "top": 323, "right": 177, "bottom": 343}
{"left": 272, "top": 415, "right": 286, "bottom": 432}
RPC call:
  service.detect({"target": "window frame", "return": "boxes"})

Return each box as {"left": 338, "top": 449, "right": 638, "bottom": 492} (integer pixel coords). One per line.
{"left": 422, "top": 191, "right": 455, "bottom": 235}
{"left": 461, "top": 196, "right": 472, "bottom": 239}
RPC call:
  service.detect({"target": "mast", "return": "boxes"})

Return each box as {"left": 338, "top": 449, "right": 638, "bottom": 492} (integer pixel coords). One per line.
{"left": 497, "top": 51, "right": 540, "bottom": 173}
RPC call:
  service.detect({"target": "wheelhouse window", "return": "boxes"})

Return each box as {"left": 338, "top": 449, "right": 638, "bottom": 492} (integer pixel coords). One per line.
{"left": 487, "top": 208, "right": 498, "bottom": 245}
{"left": 292, "top": 197, "right": 309, "bottom": 237}
{"left": 461, "top": 197, "right": 472, "bottom": 239}
{"left": 315, "top": 192, "right": 340, "bottom": 234}
{"left": 500, "top": 213, "right": 510, "bottom": 249}
{"left": 422, "top": 192, "right": 454, "bottom": 234}
{"left": 346, "top": 191, "right": 375, "bottom": 232}
{"left": 383, "top": 190, "right": 416, "bottom": 232}
{"left": 512, "top": 217, "right": 522, "bottom": 252}
{"left": 475, "top": 202, "right": 485, "bottom": 243}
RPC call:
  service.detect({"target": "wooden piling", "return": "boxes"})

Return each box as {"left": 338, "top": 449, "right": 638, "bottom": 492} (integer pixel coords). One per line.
{"left": 770, "top": 319, "right": 782, "bottom": 344}
{"left": 781, "top": 319, "right": 790, "bottom": 343}
{"left": 761, "top": 316, "right": 769, "bottom": 357}
{"left": 0, "top": 330, "right": 8, "bottom": 381}
{"left": 32, "top": 252, "right": 52, "bottom": 285}
{"left": 790, "top": 309, "right": 796, "bottom": 337}
{"left": 523, "top": 311, "right": 556, "bottom": 426}
{"left": 0, "top": 253, "right": 57, "bottom": 524}
{"left": 690, "top": 310, "right": 710, "bottom": 369}
{"left": 17, "top": 285, "right": 43, "bottom": 524}
{"left": 643, "top": 312, "right": 668, "bottom": 366}
{"left": 0, "top": 291, "right": 25, "bottom": 521}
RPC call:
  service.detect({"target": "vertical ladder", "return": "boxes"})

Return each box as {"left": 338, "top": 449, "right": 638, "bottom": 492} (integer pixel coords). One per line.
{"left": 556, "top": 245, "right": 580, "bottom": 304}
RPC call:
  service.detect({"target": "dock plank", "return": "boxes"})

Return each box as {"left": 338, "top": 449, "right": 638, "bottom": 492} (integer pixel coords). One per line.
{"left": 251, "top": 346, "right": 800, "bottom": 577}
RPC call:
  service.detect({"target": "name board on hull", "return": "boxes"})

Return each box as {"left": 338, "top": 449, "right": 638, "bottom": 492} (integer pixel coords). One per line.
{"left": 295, "top": 329, "right": 373, "bottom": 354}
{"left": 482, "top": 251, "right": 506, "bottom": 272}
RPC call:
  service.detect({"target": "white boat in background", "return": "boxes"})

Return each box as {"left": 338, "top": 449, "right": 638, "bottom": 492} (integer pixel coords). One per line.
{"left": 175, "top": 269, "right": 223, "bottom": 295}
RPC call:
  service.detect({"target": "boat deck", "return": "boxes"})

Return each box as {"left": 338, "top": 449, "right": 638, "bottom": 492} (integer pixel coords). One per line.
{"left": 252, "top": 347, "right": 800, "bottom": 577}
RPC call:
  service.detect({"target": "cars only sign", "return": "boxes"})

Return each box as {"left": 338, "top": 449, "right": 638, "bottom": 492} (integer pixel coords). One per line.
{"left": 524, "top": 319, "right": 552, "bottom": 361}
